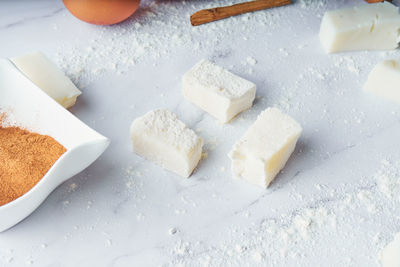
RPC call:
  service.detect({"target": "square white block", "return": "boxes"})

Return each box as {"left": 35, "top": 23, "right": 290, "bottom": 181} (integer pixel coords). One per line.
{"left": 182, "top": 59, "right": 256, "bottom": 123}
{"left": 11, "top": 51, "right": 81, "bottom": 108}
{"left": 319, "top": 2, "right": 400, "bottom": 53}
{"left": 229, "top": 108, "right": 302, "bottom": 188}
{"left": 130, "top": 109, "right": 203, "bottom": 178}
{"left": 364, "top": 59, "right": 400, "bottom": 104}
{"left": 380, "top": 232, "right": 400, "bottom": 267}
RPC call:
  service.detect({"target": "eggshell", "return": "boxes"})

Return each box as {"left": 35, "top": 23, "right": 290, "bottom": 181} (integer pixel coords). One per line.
{"left": 63, "top": 0, "right": 140, "bottom": 25}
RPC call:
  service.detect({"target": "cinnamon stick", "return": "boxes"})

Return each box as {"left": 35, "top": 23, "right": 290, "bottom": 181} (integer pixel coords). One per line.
{"left": 190, "top": 0, "right": 292, "bottom": 26}
{"left": 364, "top": 0, "right": 392, "bottom": 2}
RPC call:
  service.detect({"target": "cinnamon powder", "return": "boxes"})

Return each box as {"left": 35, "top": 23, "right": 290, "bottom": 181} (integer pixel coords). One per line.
{"left": 0, "top": 126, "right": 66, "bottom": 206}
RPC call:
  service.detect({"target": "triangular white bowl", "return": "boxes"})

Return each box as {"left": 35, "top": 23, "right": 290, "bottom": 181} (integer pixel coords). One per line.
{"left": 0, "top": 59, "right": 110, "bottom": 232}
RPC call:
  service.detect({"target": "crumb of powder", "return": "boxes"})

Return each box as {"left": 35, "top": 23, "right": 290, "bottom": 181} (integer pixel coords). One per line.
{"left": 67, "top": 183, "right": 78, "bottom": 192}
{"left": 246, "top": 56, "right": 257, "bottom": 65}
{"left": 136, "top": 213, "right": 145, "bottom": 221}
{"left": 169, "top": 228, "right": 178, "bottom": 235}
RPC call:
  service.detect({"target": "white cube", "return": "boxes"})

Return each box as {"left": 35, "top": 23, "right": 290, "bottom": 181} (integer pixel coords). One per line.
{"left": 130, "top": 109, "right": 203, "bottom": 178}
{"left": 229, "top": 108, "right": 302, "bottom": 188}
{"left": 319, "top": 2, "right": 400, "bottom": 53}
{"left": 11, "top": 52, "right": 81, "bottom": 109}
{"left": 380, "top": 232, "right": 400, "bottom": 267}
{"left": 364, "top": 60, "right": 400, "bottom": 104}
{"left": 182, "top": 60, "right": 256, "bottom": 123}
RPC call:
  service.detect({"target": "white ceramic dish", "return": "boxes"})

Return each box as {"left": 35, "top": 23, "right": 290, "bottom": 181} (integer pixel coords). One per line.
{"left": 0, "top": 59, "right": 110, "bottom": 232}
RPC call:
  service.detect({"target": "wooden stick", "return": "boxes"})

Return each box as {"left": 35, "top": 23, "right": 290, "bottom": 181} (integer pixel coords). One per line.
{"left": 190, "top": 0, "right": 292, "bottom": 26}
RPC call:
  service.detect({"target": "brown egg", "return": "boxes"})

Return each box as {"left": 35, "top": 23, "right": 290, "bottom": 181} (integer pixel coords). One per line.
{"left": 63, "top": 0, "right": 140, "bottom": 25}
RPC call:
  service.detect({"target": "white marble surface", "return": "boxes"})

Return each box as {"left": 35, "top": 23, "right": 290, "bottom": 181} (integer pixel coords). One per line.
{"left": 1, "top": 0, "right": 400, "bottom": 266}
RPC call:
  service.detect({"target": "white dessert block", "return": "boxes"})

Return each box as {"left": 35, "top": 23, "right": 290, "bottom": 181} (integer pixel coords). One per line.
{"left": 364, "top": 59, "right": 400, "bottom": 104}
{"left": 182, "top": 59, "right": 256, "bottom": 123}
{"left": 380, "top": 232, "right": 400, "bottom": 267}
{"left": 229, "top": 108, "right": 302, "bottom": 188}
{"left": 11, "top": 51, "right": 81, "bottom": 108}
{"left": 319, "top": 2, "right": 400, "bottom": 53}
{"left": 130, "top": 109, "right": 203, "bottom": 178}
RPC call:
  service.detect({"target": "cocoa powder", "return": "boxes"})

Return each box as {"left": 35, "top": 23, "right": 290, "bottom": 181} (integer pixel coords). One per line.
{"left": 0, "top": 126, "right": 66, "bottom": 206}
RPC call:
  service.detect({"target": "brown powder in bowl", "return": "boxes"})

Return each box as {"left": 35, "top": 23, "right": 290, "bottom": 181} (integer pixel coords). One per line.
{"left": 0, "top": 126, "right": 66, "bottom": 206}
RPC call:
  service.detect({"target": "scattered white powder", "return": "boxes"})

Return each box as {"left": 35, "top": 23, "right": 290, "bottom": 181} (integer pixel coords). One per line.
{"left": 62, "top": 200, "right": 70, "bottom": 207}
{"left": 166, "top": 206, "right": 336, "bottom": 266}
{"left": 251, "top": 250, "right": 263, "bottom": 262}
{"left": 53, "top": 0, "right": 290, "bottom": 88}
{"left": 376, "top": 159, "right": 400, "bottom": 199}
{"left": 124, "top": 166, "right": 144, "bottom": 190}
{"left": 357, "top": 190, "right": 378, "bottom": 214}
{"left": 125, "top": 179, "right": 136, "bottom": 189}
{"left": 333, "top": 56, "right": 361, "bottom": 75}
{"left": 344, "top": 57, "right": 361, "bottom": 75}
{"left": 0, "top": 250, "right": 14, "bottom": 265}
{"left": 279, "top": 47, "right": 289, "bottom": 57}
{"left": 173, "top": 241, "right": 190, "bottom": 256}
{"left": 163, "top": 159, "right": 400, "bottom": 266}
{"left": 205, "top": 137, "right": 218, "bottom": 151}
{"left": 300, "top": 0, "right": 327, "bottom": 9}
{"left": 174, "top": 209, "right": 186, "bottom": 215}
